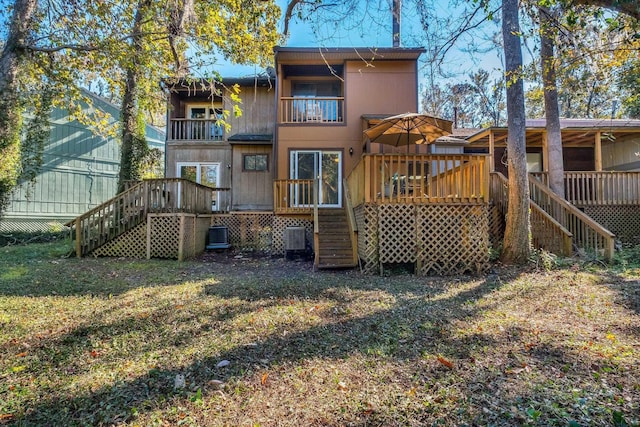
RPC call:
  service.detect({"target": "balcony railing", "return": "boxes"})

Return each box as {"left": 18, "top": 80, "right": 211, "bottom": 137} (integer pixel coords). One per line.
{"left": 279, "top": 97, "right": 344, "bottom": 124}
{"left": 347, "top": 154, "right": 490, "bottom": 205}
{"left": 273, "top": 179, "right": 315, "bottom": 214}
{"left": 531, "top": 171, "right": 640, "bottom": 206}
{"left": 169, "top": 119, "right": 224, "bottom": 141}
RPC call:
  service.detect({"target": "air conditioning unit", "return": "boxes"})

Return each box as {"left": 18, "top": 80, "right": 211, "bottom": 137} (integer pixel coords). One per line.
{"left": 206, "top": 225, "right": 231, "bottom": 250}
{"left": 284, "top": 227, "right": 306, "bottom": 251}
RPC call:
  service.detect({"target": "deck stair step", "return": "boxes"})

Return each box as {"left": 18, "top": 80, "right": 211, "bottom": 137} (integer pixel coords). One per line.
{"left": 315, "top": 208, "right": 357, "bottom": 269}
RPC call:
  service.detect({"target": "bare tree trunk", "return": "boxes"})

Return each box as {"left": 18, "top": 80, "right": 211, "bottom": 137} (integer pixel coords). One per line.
{"left": 117, "top": 0, "right": 152, "bottom": 193}
{"left": 0, "top": 0, "right": 37, "bottom": 215}
{"left": 501, "top": 0, "right": 531, "bottom": 264}
{"left": 540, "top": 7, "right": 565, "bottom": 198}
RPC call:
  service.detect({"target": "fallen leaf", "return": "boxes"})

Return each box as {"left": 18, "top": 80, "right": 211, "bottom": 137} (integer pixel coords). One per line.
{"left": 90, "top": 350, "right": 99, "bottom": 358}
{"left": 0, "top": 414, "right": 14, "bottom": 421}
{"left": 16, "top": 352, "right": 27, "bottom": 357}
{"left": 337, "top": 381, "right": 348, "bottom": 390}
{"left": 405, "top": 386, "right": 417, "bottom": 397}
{"left": 437, "top": 356, "right": 454, "bottom": 369}
{"left": 261, "top": 372, "right": 269, "bottom": 385}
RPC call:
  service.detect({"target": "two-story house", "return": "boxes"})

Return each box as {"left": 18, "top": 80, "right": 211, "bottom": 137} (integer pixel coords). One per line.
{"left": 158, "top": 47, "right": 492, "bottom": 274}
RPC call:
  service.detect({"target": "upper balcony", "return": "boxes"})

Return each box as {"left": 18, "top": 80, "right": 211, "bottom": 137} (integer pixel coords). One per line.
{"left": 279, "top": 97, "right": 344, "bottom": 124}
{"left": 277, "top": 62, "right": 344, "bottom": 125}
{"left": 169, "top": 118, "right": 224, "bottom": 142}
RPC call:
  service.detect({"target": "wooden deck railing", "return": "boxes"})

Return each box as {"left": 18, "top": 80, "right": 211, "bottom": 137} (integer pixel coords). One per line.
{"left": 491, "top": 172, "right": 573, "bottom": 257}
{"left": 69, "top": 178, "right": 220, "bottom": 257}
{"left": 358, "top": 154, "right": 489, "bottom": 204}
{"left": 169, "top": 119, "right": 224, "bottom": 141}
{"left": 279, "top": 97, "right": 344, "bottom": 124}
{"left": 273, "top": 179, "right": 315, "bottom": 214}
{"left": 342, "top": 178, "right": 359, "bottom": 266}
{"left": 528, "top": 176, "right": 615, "bottom": 260}
{"left": 530, "top": 171, "right": 640, "bottom": 206}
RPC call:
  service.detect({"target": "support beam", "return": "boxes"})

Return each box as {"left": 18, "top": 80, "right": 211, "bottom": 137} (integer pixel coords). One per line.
{"left": 595, "top": 131, "right": 602, "bottom": 171}
{"left": 489, "top": 130, "right": 495, "bottom": 172}
{"left": 542, "top": 130, "right": 548, "bottom": 172}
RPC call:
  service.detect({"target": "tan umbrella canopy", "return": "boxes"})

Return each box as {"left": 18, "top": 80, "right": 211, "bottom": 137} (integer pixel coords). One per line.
{"left": 364, "top": 113, "right": 453, "bottom": 146}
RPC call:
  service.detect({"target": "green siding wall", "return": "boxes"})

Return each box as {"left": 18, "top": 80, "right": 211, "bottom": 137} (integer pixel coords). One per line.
{"left": 0, "top": 92, "right": 165, "bottom": 231}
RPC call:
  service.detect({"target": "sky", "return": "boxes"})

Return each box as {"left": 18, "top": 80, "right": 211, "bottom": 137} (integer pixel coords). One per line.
{"left": 213, "top": 0, "right": 505, "bottom": 94}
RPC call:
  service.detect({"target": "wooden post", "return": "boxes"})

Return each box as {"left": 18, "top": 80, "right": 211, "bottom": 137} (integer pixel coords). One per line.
{"left": 75, "top": 218, "right": 82, "bottom": 257}
{"left": 364, "top": 155, "right": 372, "bottom": 203}
{"left": 178, "top": 215, "right": 185, "bottom": 261}
{"left": 146, "top": 216, "right": 152, "bottom": 259}
{"left": 595, "top": 131, "right": 602, "bottom": 171}
{"left": 541, "top": 130, "right": 549, "bottom": 172}
{"left": 488, "top": 131, "right": 495, "bottom": 172}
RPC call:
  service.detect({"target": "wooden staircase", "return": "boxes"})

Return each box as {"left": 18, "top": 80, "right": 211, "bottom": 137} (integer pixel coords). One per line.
{"left": 315, "top": 208, "right": 357, "bottom": 269}
{"left": 490, "top": 172, "right": 615, "bottom": 261}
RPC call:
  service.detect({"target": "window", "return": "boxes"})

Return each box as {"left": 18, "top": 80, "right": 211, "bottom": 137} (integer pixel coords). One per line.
{"left": 243, "top": 154, "right": 268, "bottom": 171}
{"left": 177, "top": 162, "right": 221, "bottom": 210}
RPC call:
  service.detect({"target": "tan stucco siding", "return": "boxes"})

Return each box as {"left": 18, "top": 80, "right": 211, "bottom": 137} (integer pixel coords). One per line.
{"left": 276, "top": 60, "right": 419, "bottom": 179}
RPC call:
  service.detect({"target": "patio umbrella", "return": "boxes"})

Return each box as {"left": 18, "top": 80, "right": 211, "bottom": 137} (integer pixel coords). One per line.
{"left": 363, "top": 113, "right": 453, "bottom": 147}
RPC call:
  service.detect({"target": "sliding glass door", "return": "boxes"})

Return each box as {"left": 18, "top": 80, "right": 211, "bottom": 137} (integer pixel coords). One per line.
{"left": 290, "top": 150, "right": 342, "bottom": 207}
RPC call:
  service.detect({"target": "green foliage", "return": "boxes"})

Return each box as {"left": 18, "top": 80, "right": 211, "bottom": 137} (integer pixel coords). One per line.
{"left": 619, "top": 59, "right": 640, "bottom": 118}
{"left": 0, "top": 95, "right": 24, "bottom": 217}
{"left": 19, "top": 87, "right": 54, "bottom": 188}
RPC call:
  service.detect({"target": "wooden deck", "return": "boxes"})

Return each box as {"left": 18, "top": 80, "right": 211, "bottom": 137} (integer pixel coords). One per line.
{"left": 348, "top": 154, "right": 490, "bottom": 205}
{"left": 69, "top": 178, "right": 226, "bottom": 258}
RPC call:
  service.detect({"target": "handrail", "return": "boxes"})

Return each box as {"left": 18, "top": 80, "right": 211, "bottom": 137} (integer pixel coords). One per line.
{"left": 529, "top": 176, "right": 615, "bottom": 260}
{"left": 364, "top": 153, "right": 489, "bottom": 204}
{"left": 273, "top": 179, "right": 315, "bottom": 214}
{"left": 313, "top": 178, "right": 320, "bottom": 269}
{"left": 342, "top": 178, "right": 359, "bottom": 265}
{"left": 68, "top": 178, "right": 219, "bottom": 257}
{"left": 530, "top": 200, "right": 573, "bottom": 256}
{"left": 492, "top": 172, "right": 573, "bottom": 257}
{"left": 530, "top": 171, "right": 640, "bottom": 206}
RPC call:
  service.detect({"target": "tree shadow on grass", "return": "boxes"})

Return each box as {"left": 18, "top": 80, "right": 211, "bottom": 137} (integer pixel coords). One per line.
{"left": 9, "top": 270, "right": 517, "bottom": 425}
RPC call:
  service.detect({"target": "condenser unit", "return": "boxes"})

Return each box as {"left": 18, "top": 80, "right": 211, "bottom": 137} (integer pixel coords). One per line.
{"left": 206, "top": 225, "right": 231, "bottom": 250}
{"left": 284, "top": 227, "right": 306, "bottom": 251}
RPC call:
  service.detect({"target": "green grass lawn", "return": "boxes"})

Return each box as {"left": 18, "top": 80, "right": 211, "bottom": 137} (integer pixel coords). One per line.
{"left": 1, "top": 240, "right": 639, "bottom": 426}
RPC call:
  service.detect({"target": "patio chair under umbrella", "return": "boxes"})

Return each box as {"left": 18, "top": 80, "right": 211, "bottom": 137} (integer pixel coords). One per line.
{"left": 363, "top": 113, "right": 453, "bottom": 147}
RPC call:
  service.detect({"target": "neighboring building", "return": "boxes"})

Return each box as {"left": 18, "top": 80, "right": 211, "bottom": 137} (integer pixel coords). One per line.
{"left": 465, "top": 118, "right": 640, "bottom": 175}
{"left": 0, "top": 92, "right": 165, "bottom": 232}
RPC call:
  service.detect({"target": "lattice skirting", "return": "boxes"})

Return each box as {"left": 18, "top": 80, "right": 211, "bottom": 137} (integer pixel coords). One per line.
{"left": 92, "top": 214, "right": 209, "bottom": 260}
{"left": 488, "top": 205, "right": 505, "bottom": 249}
{"left": 582, "top": 205, "right": 640, "bottom": 245}
{"left": 212, "top": 213, "right": 275, "bottom": 251}
{"left": 0, "top": 219, "right": 71, "bottom": 233}
{"left": 92, "top": 221, "right": 147, "bottom": 258}
{"left": 355, "top": 205, "right": 378, "bottom": 274}
{"left": 356, "top": 203, "right": 489, "bottom": 276}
